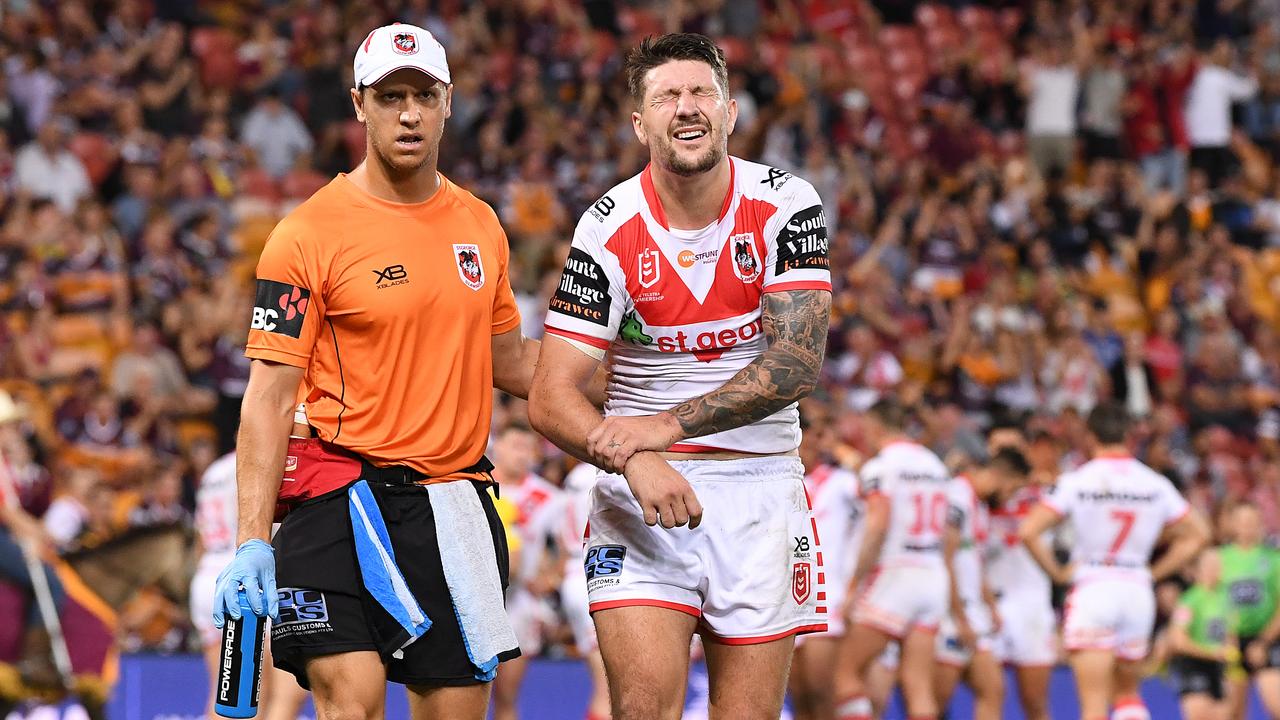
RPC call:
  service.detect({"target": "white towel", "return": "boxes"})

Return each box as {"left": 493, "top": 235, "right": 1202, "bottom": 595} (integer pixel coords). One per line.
{"left": 426, "top": 481, "right": 519, "bottom": 680}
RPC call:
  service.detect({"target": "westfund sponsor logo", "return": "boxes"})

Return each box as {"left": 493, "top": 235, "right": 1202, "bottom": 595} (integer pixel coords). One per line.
{"left": 251, "top": 279, "right": 310, "bottom": 339}
{"left": 775, "top": 205, "right": 829, "bottom": 274}
{"left": 550, "top": 248, "right": 610, "bottom": 326}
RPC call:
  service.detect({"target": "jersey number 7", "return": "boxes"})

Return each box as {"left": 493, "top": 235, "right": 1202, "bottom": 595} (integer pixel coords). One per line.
{"left": 1108, "top": 509, "right": 1137, "bottom": 557}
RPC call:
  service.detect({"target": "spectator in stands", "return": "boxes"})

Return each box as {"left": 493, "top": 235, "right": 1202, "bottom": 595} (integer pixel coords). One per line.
{"left": 829, "top": 320, "right": 904, "bottom": 412}
{"left": 7, "top": 48, "right": 59, "bottom": 135}
{"left": 13, "top": 120, "right": 91, "bottom": 214}
{"left": 126, "top": 460, "right": 189, "bottom": 528}
{"left": 54, "top": 370, "right": 104, "bottom": 441}
{"left": 1243, "top": 73, "right": 1280, "bottom": 157}
{"left": 0, "top": 392, "right": 66, "bottom": 689}
{"left": 0, "top": 73, "right": 28, "bottom": 148}
{"left": 1022, "top": 32, "right": 1086, "bottom": 180}
{"left": 1081, "top": 43, "right": 1127, "bottom": 161}
{"left": 42, "top": 467, "right": 101, "bottom": 551}
{"left": 109, "top": 321, "right": 213, "bottom": 416}
{"left": 137, "top": 23, "right": 198, "bottom": 138}
{"left": 238, "top": 88, "right": 314, "bottom": 179}
{"left": 1186, "top": 38, "right": 1259, "bottom": 185}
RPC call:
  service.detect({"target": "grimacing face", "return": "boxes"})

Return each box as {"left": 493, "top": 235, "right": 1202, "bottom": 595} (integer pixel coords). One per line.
{"left": 352, "top": 68, "right": 452, "bottom": 178}
{"left": 633, "top": 59, "right": 737, "bottom": 177}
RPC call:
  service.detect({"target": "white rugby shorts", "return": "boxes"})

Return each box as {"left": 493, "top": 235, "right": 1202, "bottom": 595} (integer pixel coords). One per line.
{"left": 993, "top": 592, "right": 1059, "bottom": 667}
{"left": 506, "top": 587, "right": 556, "bottom": 656}
{"left": 190, "top": 553, "right": 233, "bottom": 647}
{"left": 853, "top": 563, "right": 948, "bottom": 639}
{"left": 1062, "top": 575, "right": 1155, "bottom": 661}
{"left": 560, "top": 561, "right": 596, "bottom": 654}
{"left": 936, "top": 600, "right": 997, "bottom": 667}
{"left": 584, "top": 456, "right": 826, "bottom": 644}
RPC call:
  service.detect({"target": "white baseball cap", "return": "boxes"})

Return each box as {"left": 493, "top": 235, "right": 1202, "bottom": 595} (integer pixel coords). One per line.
{"left": 353, "top": 23, "right": 451, "bottom": 89}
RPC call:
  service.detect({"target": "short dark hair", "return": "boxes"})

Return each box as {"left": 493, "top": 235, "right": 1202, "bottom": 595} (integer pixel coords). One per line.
{"left": 624, "top": 33, "right": 728, "bottom": 106}
{"left": 868, "top": 398, "right": 909, "bottom": 432}
{"left": 1087, "top": 401, "right": 1131, "bottom": 445}
{"left": 988, "top": 447, "right": 1032, "bottom": 478}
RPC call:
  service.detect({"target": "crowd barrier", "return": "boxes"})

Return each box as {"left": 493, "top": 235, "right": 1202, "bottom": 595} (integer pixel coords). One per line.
{"left": 1, "top": 654, "right": 1273, "bottom": 719}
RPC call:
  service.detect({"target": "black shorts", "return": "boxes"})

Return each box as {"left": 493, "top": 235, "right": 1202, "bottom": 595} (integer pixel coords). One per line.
{"left": 269, "top": 474, "right": 517, "bottom": 689}
{"left": 1170, "top": 656, "right": 1225, "bottom": 699}
{"left": 1239, "top": 635, "right": 1280, "bottom": 674}
{"left": 1189, "top": 145, "right": 1237, "bottom": 185}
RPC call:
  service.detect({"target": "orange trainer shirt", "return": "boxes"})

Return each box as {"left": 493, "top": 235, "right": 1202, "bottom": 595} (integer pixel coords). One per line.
{"left": 245, "top": 173, "right": 521, "bottom": 479}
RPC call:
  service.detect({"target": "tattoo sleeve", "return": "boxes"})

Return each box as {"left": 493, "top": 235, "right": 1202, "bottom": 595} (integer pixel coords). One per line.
{"left": 667, "top": 289, "right": 831, "bottom": 439}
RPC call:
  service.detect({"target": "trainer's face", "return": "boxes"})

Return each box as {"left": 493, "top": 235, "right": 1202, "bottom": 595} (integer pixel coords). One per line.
{"left": 633, "top": 59, "right": 736, "bottom": 177}
{"left": 352, "top": 69, "right": 452, "bottom": 176}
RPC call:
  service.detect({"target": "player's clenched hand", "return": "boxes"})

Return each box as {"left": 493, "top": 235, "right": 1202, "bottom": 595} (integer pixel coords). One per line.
{"left": 841, "top": 580, "right": 862, "bottom": 622}
{"left": 1248, "top": 641, "right": 1266, "bottom": 669}
{"left": 987, "top": 601, "right": 1003, "bottom": 634}
{"left": 622, "top": 452, "right": 702, "bottom": 529}
{"left": 587, "top": 413, "right": 684, "bottom": 473}
{"left": 956, "top": 615, "right": 978, "bottom": 650}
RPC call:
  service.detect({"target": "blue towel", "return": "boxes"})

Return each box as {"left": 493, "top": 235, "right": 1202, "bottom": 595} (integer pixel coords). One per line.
{"left": 348, "top": 480, "right": 431, "bottom": 656}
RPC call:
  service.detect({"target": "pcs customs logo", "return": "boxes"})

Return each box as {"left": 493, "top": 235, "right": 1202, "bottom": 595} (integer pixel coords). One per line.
{"left": 584, "top": 544, "right": 627, "bottom": 592}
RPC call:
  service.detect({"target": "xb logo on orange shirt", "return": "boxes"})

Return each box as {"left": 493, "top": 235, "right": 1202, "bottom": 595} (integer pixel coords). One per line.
{"left": 373, "top": 264, "right": 409, "bottom": 289}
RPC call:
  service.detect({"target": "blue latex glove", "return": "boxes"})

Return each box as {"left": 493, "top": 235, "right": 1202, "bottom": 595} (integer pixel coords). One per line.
{"left": 212, "top": 539, "right": 278, "bottom": 627}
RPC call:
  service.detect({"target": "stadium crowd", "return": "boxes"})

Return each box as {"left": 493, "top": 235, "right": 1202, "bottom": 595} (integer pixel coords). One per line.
{"left": 0, "top": 0, "right": 1279, "bottom": 712}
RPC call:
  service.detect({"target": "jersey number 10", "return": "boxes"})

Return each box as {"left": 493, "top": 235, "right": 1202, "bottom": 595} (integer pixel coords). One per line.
{"left": 908, "top": 491, "right": 948, "bottom": 536}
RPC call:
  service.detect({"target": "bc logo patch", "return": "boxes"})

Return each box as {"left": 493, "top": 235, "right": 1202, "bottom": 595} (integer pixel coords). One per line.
{"left": 585, "top": 545, "right": 627, "bottom": 581}
{"left": 251, "top": 279, "right": 310, "bottom": 339}
{"left": 792, "top": 562, "right": 811, "bottom": 605}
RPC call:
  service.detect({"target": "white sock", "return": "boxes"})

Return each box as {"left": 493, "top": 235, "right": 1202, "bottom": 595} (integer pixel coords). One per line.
{"left": 835, "top": 696, "right": 872, "bottom": 720}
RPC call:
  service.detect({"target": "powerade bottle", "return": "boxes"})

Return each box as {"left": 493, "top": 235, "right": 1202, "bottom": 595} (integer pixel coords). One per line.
{"left": 214, "top": 589, "right": 266, "bottom": 718}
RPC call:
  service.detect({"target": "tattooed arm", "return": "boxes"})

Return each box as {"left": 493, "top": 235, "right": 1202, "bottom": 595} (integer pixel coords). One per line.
{"left": 585, "top": 289, "right": 832, "bottom": 471}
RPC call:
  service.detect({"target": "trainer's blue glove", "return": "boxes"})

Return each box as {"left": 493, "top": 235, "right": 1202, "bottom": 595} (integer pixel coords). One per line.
{"left": 212, "top": 539, "right": 278, "bottom": 627}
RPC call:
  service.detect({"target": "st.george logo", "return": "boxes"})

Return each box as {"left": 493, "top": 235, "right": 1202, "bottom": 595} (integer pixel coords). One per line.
{"left": 730, "top": 233, "right": 761, "bottom": 283}
{"left": 453, "top": 244, "right": 485, "bottom": 290}
{"left": 638, "top": 249, "right": 660, "bottom": 288}
{"left": 585, "top": 545, "right": 627, "bottom": 581}
{"left": 392, "top": 32, "right": 417, "bottom": 55}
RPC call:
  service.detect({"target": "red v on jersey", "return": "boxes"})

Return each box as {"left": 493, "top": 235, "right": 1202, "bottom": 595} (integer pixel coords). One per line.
{"left": 605, "top": 199, "right": 778, "bottom": 331}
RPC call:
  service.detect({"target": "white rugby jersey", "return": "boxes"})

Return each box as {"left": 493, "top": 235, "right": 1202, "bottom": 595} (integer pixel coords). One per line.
{"left": 507, "top": 473, "right": 567, "bottom": 584}
{"left": 1043, "top": 453, "right": 1190, "bottom": 582}
{"left": 986, "top": 484, "right": 1052, "bottom": 601}
{"left": 195, "top": 452, "right": 238, "bottom": 558}
{"left": 859, "top": 441, "right": 951, "bottom": 569}
{"left": 946, "top": 475, "right": 989, "bottom": 605}
{"left": 805, "top": 464, "right": 863, "bottom": 587}
{"left": 558, "top": 462, "right": 596, "bottom": 563}
{"left": 544, "top": 158, "right": 831, "bottom": 454}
